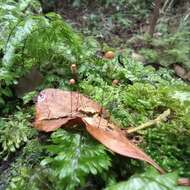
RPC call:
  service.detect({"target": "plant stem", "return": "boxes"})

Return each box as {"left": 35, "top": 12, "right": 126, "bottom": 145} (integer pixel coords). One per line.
{"left": 127, "top": 109, "right": 170, "bottom": 134}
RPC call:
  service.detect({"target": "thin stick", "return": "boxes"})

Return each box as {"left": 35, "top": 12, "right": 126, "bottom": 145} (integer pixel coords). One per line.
{"left": 166, "top": 0, "right": 174, "bottom": 14}
{"left": 127, "top": 109, "right": 170, "bottom": 134}
{"left": 76, "top": 91, "right": 80, "bottom": 111}
{"left": 105, "top": 86, "right": 118, "bottom": 126}
{"left": 97, "top": 92, "right": 104, "bottom": 128}
{"left": 161, "top": 0, "right": 170, "bottom": 13}
{"left": 70, "top": 64, "right": 80, "bottom": 111}
{"left": 99, "top": 59, "right": 118, "bottom": 127}
{"left": 70, "top": 91, "right": 73, "bottom": 117}
{"left": 69, "top": 79, "right": 75, "bottom": 117}
{"left": 97, "top": 112, "right": 102, "bottom": 128}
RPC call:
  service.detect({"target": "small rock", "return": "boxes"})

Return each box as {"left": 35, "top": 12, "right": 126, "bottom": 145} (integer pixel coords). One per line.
{"left": 174, "top": 64, "right": 187, "bottom": 80}
{"left": 185, "top": 71, "right": 190, "bottom": 81}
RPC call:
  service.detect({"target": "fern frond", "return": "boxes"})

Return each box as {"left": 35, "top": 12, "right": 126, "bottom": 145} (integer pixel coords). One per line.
{"left": 0, "top": 111, "right": 37, "bottom": 159}
{"left": 0, "top": 1, "right": 84, "bottom": 105}
{"left": 41, "top": 129, "right": 111, "bottom": 190}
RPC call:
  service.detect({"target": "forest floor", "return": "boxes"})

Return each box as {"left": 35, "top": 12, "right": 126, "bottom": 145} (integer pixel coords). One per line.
{"left": 49, "top": 1, "right": 190, "bottom": 81}
{"left": 56, "top": 3, "right": 145, "bottom": 46}
{"left": 0, "top": 1, "right": 190, "bottom": 189}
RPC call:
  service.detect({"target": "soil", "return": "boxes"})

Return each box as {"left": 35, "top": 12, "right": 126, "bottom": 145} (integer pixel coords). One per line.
{"left": 40, "top": 1, "right": 190, "bottom": 81}
{"left": 40, "top": 1, "right": 147, "bottom": 47}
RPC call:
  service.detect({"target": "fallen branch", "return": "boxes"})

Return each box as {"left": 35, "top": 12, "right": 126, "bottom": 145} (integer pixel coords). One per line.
{"left": 127, "top": 109, "right": 171, "bottom": 134}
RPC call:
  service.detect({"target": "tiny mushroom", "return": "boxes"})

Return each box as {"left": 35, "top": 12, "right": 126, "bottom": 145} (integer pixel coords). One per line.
{"left": 70, "top": 64, "right": 77, "bottom": 74}
{"left": 104, "top": 51, "right": 115, "bottom": 60}
{"left": 69, "top": 78, "right": 76, "bottom": 85}
{"left": 112, "top": 79, "right": 119, "bottom": 86}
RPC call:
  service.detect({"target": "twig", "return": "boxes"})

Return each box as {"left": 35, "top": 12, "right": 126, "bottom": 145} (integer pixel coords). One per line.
{"left": 127, "top": 109, "right": 170, "bottom": 134}
{"left": 71, "top": 91, "right": 73, "bottom": 117}
{"left": 161, "top": 0, "right": 170, "bottom": 13}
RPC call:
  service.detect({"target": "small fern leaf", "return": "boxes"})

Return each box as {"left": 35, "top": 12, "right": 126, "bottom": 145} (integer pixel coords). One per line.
{"left": 41, "top": 129, "right": 111, "bottom": 190}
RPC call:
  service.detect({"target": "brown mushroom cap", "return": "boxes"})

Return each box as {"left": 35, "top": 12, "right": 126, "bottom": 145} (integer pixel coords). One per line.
{"left": 104, "top": 51, "right": 115, "bottom": 60}
{"left": 69, "top": 79, "right": 76, "bottom": 85}
{"left": 112, "top": 79, "right": 119, "bottom": 86}
{"left": 70, "top": 64, "right": 77, "bottom": 69}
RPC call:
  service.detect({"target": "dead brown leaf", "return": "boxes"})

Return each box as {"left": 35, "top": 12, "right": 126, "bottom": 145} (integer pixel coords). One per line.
{"left": 34, "top": 88, "right": 164, "bottom": 173}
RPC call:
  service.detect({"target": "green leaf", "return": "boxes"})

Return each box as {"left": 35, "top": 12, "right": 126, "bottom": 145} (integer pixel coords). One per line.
{"left": 105, "top": 169, "right": 190, "bottom": 190}
{"left": 41, "top": 129, "right": 111, "bottom": 190}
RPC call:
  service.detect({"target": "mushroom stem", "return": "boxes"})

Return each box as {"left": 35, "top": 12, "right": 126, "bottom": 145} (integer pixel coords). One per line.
{"left": 69, "top": 79, "right": 76, "bottom": 117}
